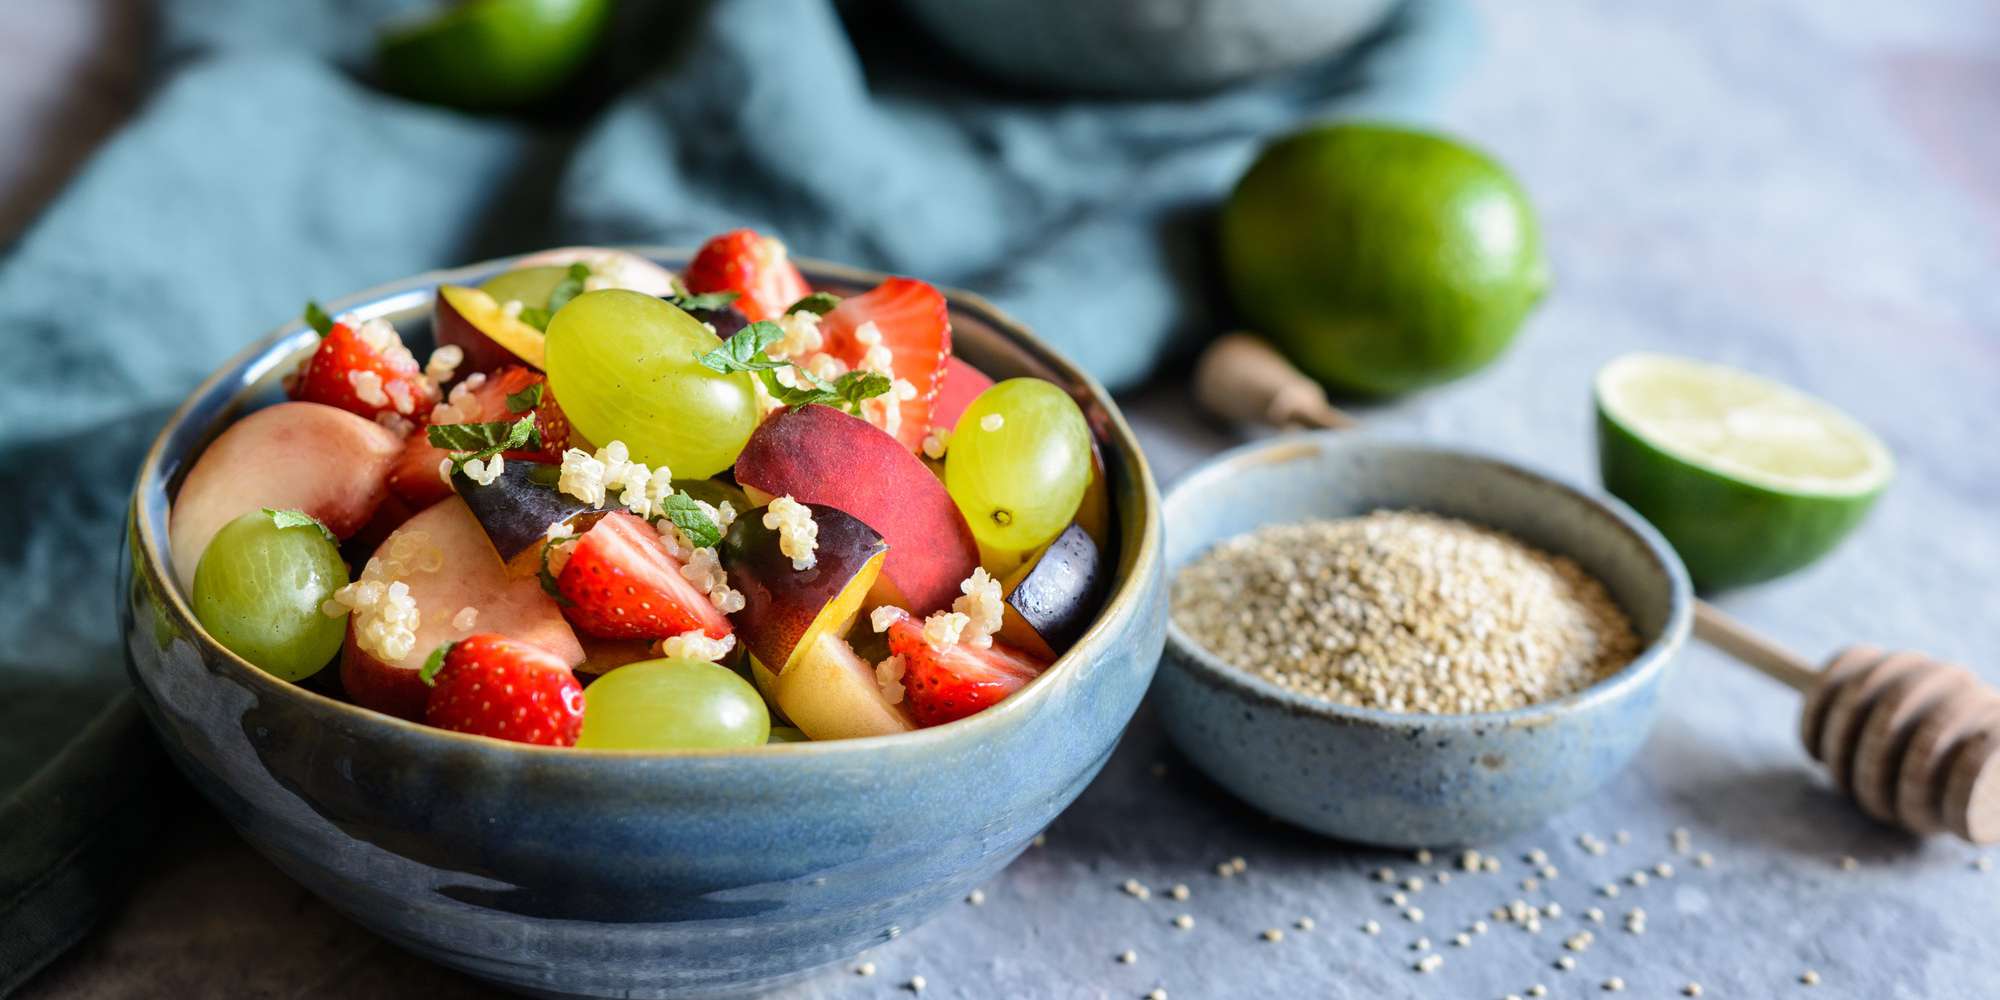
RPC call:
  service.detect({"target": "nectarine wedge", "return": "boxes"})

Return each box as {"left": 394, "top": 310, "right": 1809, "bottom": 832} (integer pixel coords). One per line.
{"left": 760, "top": 631, "right": 914, "bottom": 741}
{"left": 734, "top": 405, "right": 977, "bottom": 614}
{"left": 169, "top": 401, "right": 401, "bottom": 588}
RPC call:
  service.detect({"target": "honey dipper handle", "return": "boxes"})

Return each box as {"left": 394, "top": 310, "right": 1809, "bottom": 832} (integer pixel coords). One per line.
{"left": 1192, "top": 333, "right": 1357, "bottom": 431}
{"left": 1693, "top": 601, "right": 1820, "bottom": 692}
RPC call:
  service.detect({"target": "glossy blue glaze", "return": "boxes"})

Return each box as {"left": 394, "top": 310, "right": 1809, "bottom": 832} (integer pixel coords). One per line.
{"left": 1155, "top": 433, "right": 1691, "bottom": 847}
{"left": 119, "top": 252, "right": 1164, "bottom": 998}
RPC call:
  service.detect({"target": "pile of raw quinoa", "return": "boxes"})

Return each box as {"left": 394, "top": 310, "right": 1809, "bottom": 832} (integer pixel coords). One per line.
{"left": 1171, "top": 510, "right": 1639, "bottom": 714}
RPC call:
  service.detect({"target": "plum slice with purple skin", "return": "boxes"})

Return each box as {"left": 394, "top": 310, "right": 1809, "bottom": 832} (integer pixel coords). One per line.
{"left": 452, "top": 460, "right": 603, "bottom": 563}
{"left": 997, "top": 523, "right": 1107, "bottom": 661}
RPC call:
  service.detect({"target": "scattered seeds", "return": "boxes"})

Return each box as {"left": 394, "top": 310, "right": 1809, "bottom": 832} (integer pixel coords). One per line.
{"left": 1628, "top": 871, "right": 1650, "bottom": 887}
{"left": 1296, "top": 916, "right": 1316, "bottom": 931}
{"left": 1363, "top": 920, "right": 1382, "bottom": 935}
{"left": 1801, "top": 970, "right": 1821, "bottom": 986}
{"left": 1390, "top": 892, "right": 1408, "bottom": 907}
{"left": 1603, "top": 976, "right": 1626, "bottom": 991}
{"left": 966, "top": 889, "right": 985, "bottom": 906}
{"left": 1230, "top": 856, "right": 1248, "bottom": 874}
{"left": 1472, "top": 920, "right": 1490, "bottom": 935}
{"left": 1526, "top": 849, "right": 1549, "bottom": 865}
{"left": 1485, "top": 856, "right": 1504, "bottom": 873}
{"left": 1585, "top": 907, "right": 1605, "bottom": 924}
{"left": 1522, "top": 877, "right": 1541, "bottom": 893}
{"left": 1216, "top": 862, "right": 1235, "bottom": 877}
{"left": 1147, "top": 990, "right": 1168, "bottom": 1000}
{"left": 1261, "top": 928, "right": 1284, "bottom": 943}
{"left": 1404, "top": 876, "right": 1426, "bottom": 893}
{"left": 1615, "top": 830, "right": 1632, "bottom": 845}
{"left": 1032, "top": 833, "right": 1047, "bottom": 848}
{"left": 1415, "top": 954, "right": 1444, "bottom": 974}
{"left": 907, "top": 975, "right": 927, "bottom": 993}
{"left": 1122, "top": 880, "right": 1151, "bottom": 900}
{"left": 856, "top": 962, "right": 876, "bottom": 976}
{"left": 1415, "top": 848, "right": 1434, "bottom": 865}
{"left": 1541, "top": 865, "right": 1560, "bottom": 880}
{"left": 1461, "top": 849, "right": 1484, "bottom": 872}
{"left": 1453, "top": 933, "right": 1472, "bottom": 948}
{"left": 1556, "top": 956, "right": 1577, "bottom": 971}
{"left": 1404, "top": 907, "right": 1425, "bottom": 923}
{"left": 1172, "top": 914, "right": 1194, "bottom": 930}
{"left": 1529, "top": 984, "right": 1549, "bottom": 997}
{"left": 1544, "top": 902, "right": 1564, "bottom": 919}
{"left": 1566, "top": 931, "right": 1595, "bottom": 952}
{"left": 1600, "top": 883, "right": 1621, "bottom": 898}
{"left": 1118, "top": 950, "right": 1137, "bottom": 965}
{"left": 1684, "top": 983, "right": 1704, "bottom": 997}
{"left": 1374, "top": 866, "right": 1397, "bottom": 883}
{"left": 1411, "top": 937, "right": 1432, "bottom": 952}
{"left": 1435, "top": 871, "right": 1452, "bottom": 885}
{"left": 1655, "top": 862, "right": 1676, "bottom": 879}
{"left": 1169, "top": 884, "right": 1191, "bottom": 901}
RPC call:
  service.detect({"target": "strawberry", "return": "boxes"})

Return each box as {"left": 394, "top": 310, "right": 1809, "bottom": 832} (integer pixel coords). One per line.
{"left": 290, "top": 318, "right": 440, "bottom": 424}
{"left": 932, "top": 355, "right": 995, "bottom": 431}
{"left": 556, "top": 511, "right": 734, "bottom": 641}
{"left": 683, "top": 228, "right": 812, "bottom": 322}
{"left": 422, "top": 634, "right": 585, "bottom": 746}
{"left": 820, "top": 278, "right": 951, "bottom": 452}
{"left": 386, "top": 366, "right": 569, "bottom": 506}
{"left": 881, "top": 609, "right": 1049, "bottom": 727}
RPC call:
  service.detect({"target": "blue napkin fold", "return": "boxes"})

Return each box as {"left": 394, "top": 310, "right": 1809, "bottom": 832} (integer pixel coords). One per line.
{"left": 0, "top": 0, "right": 1475, "bottom": 990}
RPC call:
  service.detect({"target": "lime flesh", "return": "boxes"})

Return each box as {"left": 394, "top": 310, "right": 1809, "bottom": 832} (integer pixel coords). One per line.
{"left": 1596, "top": 353, "right": 1892, "bottom": 590}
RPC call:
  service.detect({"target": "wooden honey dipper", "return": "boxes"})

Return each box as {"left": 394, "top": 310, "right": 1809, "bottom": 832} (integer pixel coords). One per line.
{"left": 1192, "top": 332, "right": 2000, "bottom": 843}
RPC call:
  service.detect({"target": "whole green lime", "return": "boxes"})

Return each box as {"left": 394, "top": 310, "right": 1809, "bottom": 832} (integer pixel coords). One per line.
{"left": 1222, "top": 123, "right": 1549, "bottom": 396}
{"left": 376, "top": 0, "right": 612, "bottom": 112}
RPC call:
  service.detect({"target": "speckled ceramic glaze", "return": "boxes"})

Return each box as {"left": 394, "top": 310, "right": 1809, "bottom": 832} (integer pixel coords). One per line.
{"left": 120, "top": 251, "right": 1164, "bottom": 999}
{"left": 1157, "top": 434, "right": 1690, "bottom": 847}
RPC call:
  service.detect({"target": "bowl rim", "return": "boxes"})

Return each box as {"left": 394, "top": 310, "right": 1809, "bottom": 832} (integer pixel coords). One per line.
{"left": 130, "top": 246, "right": 1162, "bottom": 759}
{"left": 1160, "top": 430, "right": 1693, "bottom": 730}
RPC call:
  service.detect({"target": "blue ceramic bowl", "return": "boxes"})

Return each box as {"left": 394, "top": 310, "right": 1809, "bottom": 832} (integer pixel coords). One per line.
{"left": 119, "top": 251, "right": 1164, "bottom": 998}
{"left": 1155, "top": 433, "right": 1691, "bottom": 847}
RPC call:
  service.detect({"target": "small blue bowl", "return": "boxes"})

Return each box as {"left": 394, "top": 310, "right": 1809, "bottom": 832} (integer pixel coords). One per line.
{"left": 1156, "top": 433, "right": 1691, "bottom": 847}
{"left": 119, "top": 251, "right": 1165, "bottom": 998}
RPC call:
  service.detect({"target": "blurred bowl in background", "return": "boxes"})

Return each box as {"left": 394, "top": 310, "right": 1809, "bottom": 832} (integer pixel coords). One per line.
{"left": 898, "top": 0, "right": 1400, "bottom": 96}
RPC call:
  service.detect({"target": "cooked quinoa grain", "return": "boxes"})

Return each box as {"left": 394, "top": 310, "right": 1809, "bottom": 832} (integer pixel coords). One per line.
{"left": 1171, "top": 512, "right": 1639, "bottom": 713}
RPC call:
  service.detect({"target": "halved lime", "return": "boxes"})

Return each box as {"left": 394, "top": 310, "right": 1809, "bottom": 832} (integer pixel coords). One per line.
{"left": 1595, "top": 353, "right": 1893, "bottom": 590}
{"left": 376, "top": 0, "right": 611, "bottom": 112}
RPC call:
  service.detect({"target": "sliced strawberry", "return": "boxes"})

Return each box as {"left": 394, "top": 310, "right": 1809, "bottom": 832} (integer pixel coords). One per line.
{"left": 290, "top": 318, "right": 440, "bottom": 424}
{"left": 423, "top": 634, "right": 585, "bottom": 746}
{"left": 683, "top": 228, "right": 812, "bottom": 322}
{"left": 386, "top": 366, "right": 569, "bottom": 507}
{"left": 557, "top": 511, "right": 734, "bottom": 641}
{"left": 933, "top": 355, "right": 994, "bottom": 431}
{"left": 820, "top": 278, "right": 951, "bottom": 452}
{"left": 881, "top": 609, "right": 1049, "bottom": 727}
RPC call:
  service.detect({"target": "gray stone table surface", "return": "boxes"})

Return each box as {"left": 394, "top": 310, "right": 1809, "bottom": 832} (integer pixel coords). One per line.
{"left": 13, "top": 0, "right": 2000, "bottom": 997}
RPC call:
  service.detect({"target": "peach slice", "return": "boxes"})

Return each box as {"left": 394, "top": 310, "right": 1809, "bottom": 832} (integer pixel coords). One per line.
{"left": 339, "top": 496, "right": 584, "bottom": 720}
{"left": 512, "top": 246, "right": 677, "bottom": 297}
{"left": 169, "top": 401, "right": 401, "bottom": 588}
{"left": 722, "top": 502, "right": 887, "bottom": 677}
{"left": 435, "top": 284, "right": 546, "bottom": 372}
{"left": 997, "top": 523, "right": 1108, "bottom": 662}
{"left": 735, "top": 405, "right": 978, "bottom": 615}
{"left": 759, "top": 631, "right": 914, "bottom": 741}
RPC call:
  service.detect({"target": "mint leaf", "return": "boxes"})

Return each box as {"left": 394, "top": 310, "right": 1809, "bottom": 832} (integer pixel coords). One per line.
{"left": 262, "top": 507, "right": 337, "bottom": 543}
{"left": 668, "top": 290, "right": 742, "bottom": 312}
{"left": 830, "top": 370, "right": 892, "bottom": 412}
{"left": 516, "top": 306, "right": 552, "bottom": 331}
{"left": 419, "top": 642, "right": 454, "bottom": 686}
{"left": 505, "top": 382, "right": 544, "bottom": 414}
{"left": 694, "top": 321, "right": 790, "bottom": 374}
{"left": 304, "top": 301, "right": 334, "bottom": 337}
{"left": 428, "top": 414, "right": 540, "bottom": 464}
{"left": 757, "top": 368, "right": 839, "bottom": 408}
{"left": 786, "top": 292, "right": 841, "bottom": 316}
{"left": 659, "top": 492, "right": 722, "bottom": 549}
{"left": 545, "top": 262, "right": 591, "bottom": 316}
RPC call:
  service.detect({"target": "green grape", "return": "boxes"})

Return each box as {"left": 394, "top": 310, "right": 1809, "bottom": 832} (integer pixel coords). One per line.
{"left": 478, "top": 265, "right": 568, "bottom": 308}
{"left": 576, "top": 658, "right": 770, "bottom": 750}
{"left": 192, "top": 510, "right": 349, "bottom": 681}
{"left": 945, "top": 378, "right": 1093, "bottom": 556}
{"left": 766, "top": 726, "right": 810, "bottom": 744}
{"left": 545, "top": 290, "right": 759, "bottom": 478}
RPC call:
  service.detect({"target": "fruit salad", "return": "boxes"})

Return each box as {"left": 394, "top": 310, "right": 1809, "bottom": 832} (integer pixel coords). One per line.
{"left": 168, "top": 232, "right": 1114, "bottom": 750}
